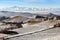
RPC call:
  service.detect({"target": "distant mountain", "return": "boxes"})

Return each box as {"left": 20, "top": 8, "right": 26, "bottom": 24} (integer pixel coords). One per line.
{"left": 0, "top": 11, "right": 60, "bottom": 19}
{"left": 0, "top": 11, "right": 36, "bottom": 18}
{"left": 47, "top": 13, "right": 58, "bottom": 17}
{"left": 34, "top": 12, "right": 60, "bottom": 17}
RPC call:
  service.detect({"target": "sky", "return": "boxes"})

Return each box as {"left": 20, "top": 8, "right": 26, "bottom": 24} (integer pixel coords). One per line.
{"left": 0, "top": 0, "right": 60, "bottom": 9}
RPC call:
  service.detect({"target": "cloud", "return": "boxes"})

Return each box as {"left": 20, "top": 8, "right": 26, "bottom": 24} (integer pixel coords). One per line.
{"left": 22, "top": 0, "right": 47, "bottom": 2}
{"left": 0, "top": 6, "right": 7, "bottom": 9}
{"left": 21, "top": 0, "right": 60, "bottom": 3}
{"left": 52, "top": 0, "right": 60, "bottom": 2}
{"left": 0, "top": 5, "right": 12, "bottom": 10}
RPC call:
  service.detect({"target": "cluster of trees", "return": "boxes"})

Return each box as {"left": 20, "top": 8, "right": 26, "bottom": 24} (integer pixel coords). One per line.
{"left": 0, "top": 16, "right": 10, "bottom": 21}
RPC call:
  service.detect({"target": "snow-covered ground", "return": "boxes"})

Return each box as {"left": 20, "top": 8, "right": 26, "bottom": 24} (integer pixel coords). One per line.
{"left": 6, "top": 27, "right": 60, "bottom": 40}
{"left": 0, "top": 20, "right": 60, "bottom": 40}
{"left": 4, "top": 20, "right": 59, "bottom": 39}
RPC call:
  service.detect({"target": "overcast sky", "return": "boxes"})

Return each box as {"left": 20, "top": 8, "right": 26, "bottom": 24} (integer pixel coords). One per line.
{"left": 0, "top": 0, "right": 60, "bottom": 9}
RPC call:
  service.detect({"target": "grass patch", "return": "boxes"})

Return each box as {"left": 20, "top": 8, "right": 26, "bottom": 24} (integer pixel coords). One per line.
{"left": 26, "top": 19, "right": 42, "bottom": 24}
